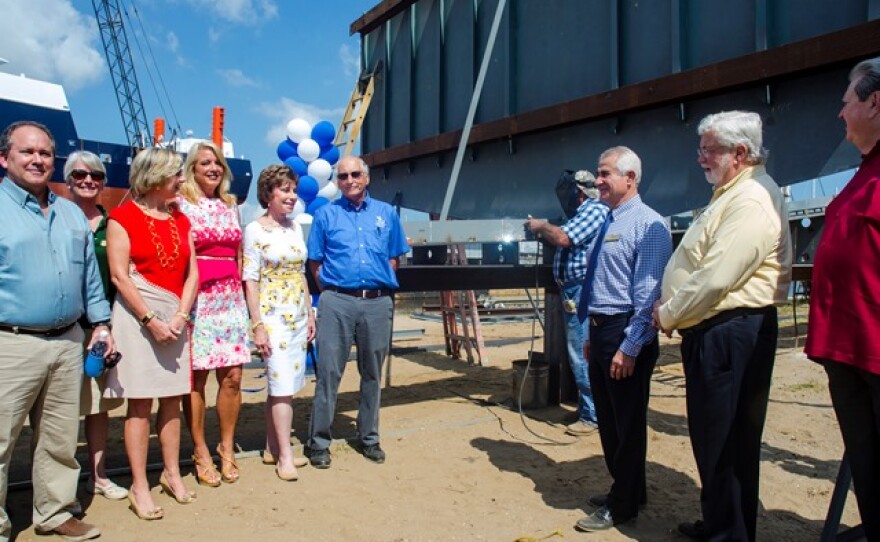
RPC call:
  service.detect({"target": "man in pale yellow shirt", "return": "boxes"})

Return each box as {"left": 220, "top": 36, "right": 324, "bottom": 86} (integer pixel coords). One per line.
{"left": 653, "top": 111, "right": 792, "bottom": 542}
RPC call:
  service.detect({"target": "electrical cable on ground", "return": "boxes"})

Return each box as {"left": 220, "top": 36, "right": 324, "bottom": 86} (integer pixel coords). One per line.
{"left": 514, "top": 237, "right": 578, "bottom": 446}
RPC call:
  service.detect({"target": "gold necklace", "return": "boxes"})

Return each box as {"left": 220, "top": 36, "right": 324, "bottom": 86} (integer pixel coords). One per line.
{"left": 140, "top": 205, "right": 181, "bottom": 268}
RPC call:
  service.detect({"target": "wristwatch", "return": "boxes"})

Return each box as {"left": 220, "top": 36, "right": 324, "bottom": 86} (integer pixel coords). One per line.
{"left": 140, "top": 311, "right": 157, "bottom": 326}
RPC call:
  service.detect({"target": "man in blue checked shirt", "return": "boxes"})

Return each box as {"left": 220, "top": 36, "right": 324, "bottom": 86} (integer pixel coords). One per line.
{"left": 573, "top": 146, "right": 672, "bottom": 533}
{"left": 525, "top": 170, "right": 608, "bottom": 436}
{"left": 306, "top": 155, "right": 410, "bottom": 469}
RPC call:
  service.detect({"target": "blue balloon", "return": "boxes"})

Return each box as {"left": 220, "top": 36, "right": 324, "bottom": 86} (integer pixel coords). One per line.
{"left": 319, "top": 145, "right": 340, "bottom": 166}
{"left": 311, "top": 121, "right": 336, "bottom": 146}
{"left": 307, "top": 196, "right": 330, "bottom": 215}
{"left": 297, "top": 175, "right": 319, "bottom": 203}
{"left": 284, "top": 156, "right": 308, "bottom": 177}
{"left": 276, "top": 139, "right": 298, "bottom": 161}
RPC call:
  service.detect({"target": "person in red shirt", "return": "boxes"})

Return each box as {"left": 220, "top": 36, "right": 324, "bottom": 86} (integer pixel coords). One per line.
{"left": 805, "top": 56, "right": 880, "bottom": 541}
{"left": 105, "top": 147, "right": 199, "bottom": 520}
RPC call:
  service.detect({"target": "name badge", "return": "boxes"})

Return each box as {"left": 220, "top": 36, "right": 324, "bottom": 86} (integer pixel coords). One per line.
{"left": 604, "top": 234, "right": 622, "bottom": 243}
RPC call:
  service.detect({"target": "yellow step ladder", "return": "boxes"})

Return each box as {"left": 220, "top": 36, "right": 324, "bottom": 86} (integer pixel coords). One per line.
{"left": 334, "top": 68, "right": 377, "bottom": 158}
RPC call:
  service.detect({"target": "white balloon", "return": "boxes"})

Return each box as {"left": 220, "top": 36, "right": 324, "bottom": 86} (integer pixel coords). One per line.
{"left": 307, "top": 159, "right": 333, "bottom": 182}
{"left": 286, "top": 118, "right": 312, "bottom": 143}
{"left": 291, "top": 199, "right": 306, "bottom": 217}
{"left": 297, "top": 138, "right": 320, "bottom": 162}
{"left": 294, "top": 213, "right": 313, "bottom": 225}
{"left": 317, "top": 181, "right": 339, "bottom": 200}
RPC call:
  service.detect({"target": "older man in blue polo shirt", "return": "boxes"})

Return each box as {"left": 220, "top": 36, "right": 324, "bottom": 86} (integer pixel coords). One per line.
{"left": 0, "top": 121, "right": 113, "bottom": 542}
{"left": 306, "top": 155, "right": 410, "bottom": 468}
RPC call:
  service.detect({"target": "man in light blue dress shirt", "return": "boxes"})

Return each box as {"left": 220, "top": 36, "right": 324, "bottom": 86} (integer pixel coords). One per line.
{"left": 306, "top": 155, "right": 410, "bottom": 469}
{"left": 0, "top": 121, "right": 113, "bottom": 542}
{"left": 574, "top": 146, "right": 672, "bottom": 533}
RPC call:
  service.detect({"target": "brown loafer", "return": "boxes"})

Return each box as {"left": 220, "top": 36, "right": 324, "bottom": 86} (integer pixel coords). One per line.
{"left": 36, "top": 517, "right": 100, "bottom": 541}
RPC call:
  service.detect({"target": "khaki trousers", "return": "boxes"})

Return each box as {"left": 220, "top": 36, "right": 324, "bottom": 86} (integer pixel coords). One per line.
{"left": 0, "top": 326, "right": 84, "bottom": 541}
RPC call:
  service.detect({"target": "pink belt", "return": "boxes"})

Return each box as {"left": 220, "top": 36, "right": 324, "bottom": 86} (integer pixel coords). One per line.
{"left": 196, "top": 256, "right": 239, "bottom": 287}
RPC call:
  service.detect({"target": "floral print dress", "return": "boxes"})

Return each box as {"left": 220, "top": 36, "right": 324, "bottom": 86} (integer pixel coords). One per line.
{"left": 242, "top": 220, "right": 309, "bottom": 396}
{"left": 178, "top": 197, "right": 250, "bottom": 370}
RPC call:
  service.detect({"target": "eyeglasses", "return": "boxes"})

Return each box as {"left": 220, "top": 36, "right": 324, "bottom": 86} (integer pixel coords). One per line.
{"left": 696, "top": 146, "right": 730, "bottom": 158}
{"left": 69, "top": 169, "right": 106, "bottom": 182}
{"left": 337, "top": 171, "right": 364, "bottom": 181}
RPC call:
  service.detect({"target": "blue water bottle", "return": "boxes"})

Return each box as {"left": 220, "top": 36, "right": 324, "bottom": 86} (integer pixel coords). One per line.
{"left": 84, "top": 330, "right": 109, "bottom": 378}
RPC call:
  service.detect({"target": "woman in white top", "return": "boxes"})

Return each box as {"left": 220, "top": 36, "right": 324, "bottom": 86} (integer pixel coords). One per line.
{"left": 243, "top": 164, "right": 315, "bottom": 481}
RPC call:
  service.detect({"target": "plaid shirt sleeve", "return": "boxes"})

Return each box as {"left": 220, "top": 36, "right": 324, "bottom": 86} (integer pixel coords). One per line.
{"left": 620, "top": 218, "right": 673, "bottom": 357}
{"left": 561, "top": 201, "right": 608, "bottom": 248}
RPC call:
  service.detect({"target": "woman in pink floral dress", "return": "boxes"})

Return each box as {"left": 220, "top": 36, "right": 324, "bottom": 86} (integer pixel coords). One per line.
{"left": 178, "top": 140, "right": 250, "bottom": 486}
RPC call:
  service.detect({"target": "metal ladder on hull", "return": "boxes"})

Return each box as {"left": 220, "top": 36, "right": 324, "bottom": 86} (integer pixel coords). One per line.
{"left": 334, "top": 67, "right": 378, "bottom": 158}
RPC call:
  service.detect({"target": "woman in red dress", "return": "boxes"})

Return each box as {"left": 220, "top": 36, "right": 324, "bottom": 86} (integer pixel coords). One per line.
{"left": 104, "top": 147, "right": 199, "bottom": 520}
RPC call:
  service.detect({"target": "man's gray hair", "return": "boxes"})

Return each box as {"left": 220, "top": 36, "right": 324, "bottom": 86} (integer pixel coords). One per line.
{"left": 345, "top": 155, "right": 369, "bottom": 176}
{"left": 850, "top": 56, "right": 880, "bottom": 101}
{"left": 600, "top": 146, "right": 642, "bottom": 185}
{"left": 698, "top": 111, "right": 767, "bottom": 165}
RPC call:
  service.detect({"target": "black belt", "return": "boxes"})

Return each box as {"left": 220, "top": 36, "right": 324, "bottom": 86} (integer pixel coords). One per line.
{"left": 588, "top": 311, "right": 633, "bottom": 327}
{"left": 679, "top": 306, "right": 776, "bottom": 337}
{"left": 0, "top": 321, "right": 77, "bottom": 338}
{"left": 325, "top": 286, "right": 392, "bottom": 299}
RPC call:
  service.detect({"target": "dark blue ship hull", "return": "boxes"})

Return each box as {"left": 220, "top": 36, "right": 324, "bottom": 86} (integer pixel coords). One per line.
{"left": 0, "top": 97, "right": 252, "bottom": 201}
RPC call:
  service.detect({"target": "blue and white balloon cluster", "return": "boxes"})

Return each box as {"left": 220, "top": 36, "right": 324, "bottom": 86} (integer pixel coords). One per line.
{"left": 276, "top": 118, "right": 341, "bottom": 219}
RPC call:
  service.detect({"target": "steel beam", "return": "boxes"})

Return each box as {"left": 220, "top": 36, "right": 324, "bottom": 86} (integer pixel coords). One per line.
{"left": 360, "top": 18, "right": 880, "bottom": 169}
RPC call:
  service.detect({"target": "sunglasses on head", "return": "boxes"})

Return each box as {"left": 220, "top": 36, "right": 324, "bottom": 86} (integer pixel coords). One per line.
{"left": 337, "top": 171, "right": 364, "bottom": 181}
{"left": 69, "top": 169, "right": 106, "bottom": 182}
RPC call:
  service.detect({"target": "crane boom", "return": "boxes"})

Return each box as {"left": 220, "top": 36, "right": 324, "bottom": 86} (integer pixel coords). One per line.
{"left": 92, "top": 0, "right": 151, "bottom": 148}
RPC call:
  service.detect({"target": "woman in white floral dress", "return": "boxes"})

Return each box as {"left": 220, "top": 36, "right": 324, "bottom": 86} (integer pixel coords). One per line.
{"left": 178, "top": 141, "right": 250, "bottom": 487}
{"left": 243, "top": 164, "right": 315, "bottom": 481}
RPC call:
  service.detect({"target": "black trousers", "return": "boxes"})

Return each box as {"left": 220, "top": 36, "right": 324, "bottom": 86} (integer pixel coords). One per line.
{"left": 823, "top": 360, "right": 880, "bottom": 542}
{"left": 588, "top": 313, "right": 658, "bottom": 521}
{"left": 680, "top": 307, "right": 777, "bottom": 542}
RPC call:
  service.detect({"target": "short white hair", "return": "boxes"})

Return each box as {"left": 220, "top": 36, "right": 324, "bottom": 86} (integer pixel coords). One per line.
{"left": 850, "top": 56, "right": 880, "bottom": 100}
{"left": 698, "top": 110, "right": 767, "bottom": 165}
{"left": 600, "top": 146, "right": 642, "bottom": 185}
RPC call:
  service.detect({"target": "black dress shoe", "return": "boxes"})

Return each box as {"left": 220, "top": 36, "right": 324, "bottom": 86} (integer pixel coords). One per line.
{"left": 589, "top": 493, "right": 647, "bottom": 509}
{"left": 361, "top": 443, "right": 386, "bottom": 464}
{"left": 575, "top": 506, "right": 634, "bottom": 532}
{"left": 678, "top": 520, "right": 708, "bottom": 540}
{"left": 309, "top": 449, "right": 331, "bottom": 469}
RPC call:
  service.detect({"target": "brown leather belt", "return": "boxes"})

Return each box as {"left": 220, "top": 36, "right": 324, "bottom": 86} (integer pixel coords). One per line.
{"left": 0, "top": 321, "right": 77, "bottom": 337}
{"left": 325, "top": 286, "right": 391, "bottom": 299}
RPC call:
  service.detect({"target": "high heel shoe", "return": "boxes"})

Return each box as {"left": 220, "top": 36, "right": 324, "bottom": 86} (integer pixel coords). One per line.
{"left": 159, "top": 472, "right": 197, "bottom": 504}
{"left": 128, "top": 492, "right": 164, "bottom": 521}
{"left": 216, "top": 445, "right": 240, "bottom": 483}
{"left": 192, "top": 454, "right": 221, "bottom": 487}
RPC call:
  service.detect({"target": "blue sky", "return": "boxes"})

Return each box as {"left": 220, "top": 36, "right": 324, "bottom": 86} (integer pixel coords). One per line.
{"left": 1, "top": 0, "right": 376, "bottom": 186}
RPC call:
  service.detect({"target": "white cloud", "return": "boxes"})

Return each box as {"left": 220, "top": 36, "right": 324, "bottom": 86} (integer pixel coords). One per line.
{"left": 256, "top": 97, "right": 345, "bottom": 146}
{"left": 179, "top": 0, "right": 278, "bottom": 24}
{"left": 217, "top": 68, "right": 259, "bottom": 88}
{"left": 167, "top": 31, "right": 180, "bottom": 53}
{"left": 208, "top": 27, "right": 222, "bottom": 45}
{"left": 339, "top": 43, "right": 360, "bottom": 79}
{"left": 0, "top": 0, "right": 105, "bottom": 91}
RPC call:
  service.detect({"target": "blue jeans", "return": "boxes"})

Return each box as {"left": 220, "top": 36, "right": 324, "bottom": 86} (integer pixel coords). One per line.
{"left": 562, "top": 282, "right": 597, "bottom": 424}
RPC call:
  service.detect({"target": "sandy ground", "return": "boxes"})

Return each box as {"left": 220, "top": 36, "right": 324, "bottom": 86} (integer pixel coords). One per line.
{"left": 5, "top": 304, "right": 861, "bottom": 541}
